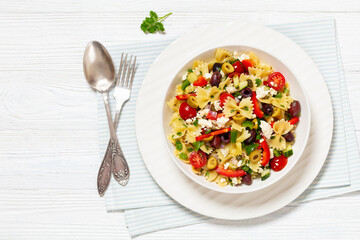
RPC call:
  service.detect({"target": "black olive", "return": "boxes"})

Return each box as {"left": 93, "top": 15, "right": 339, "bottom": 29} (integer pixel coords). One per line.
{"left": 210, "top": 71, "right": 221, "bottom": 87}
{"left": 243, "top": 129, "right": 256, "bottom": 145}
{"left": 212, "top": 63, "right": 222, "bottom": 72}
{"left": 220, "top": 132, "right": 231, "bottom": 144}
{"left": 241, "top": 87, "right": 253, "bottom": 98}
{"left": 283, "top": 131, "right": 295, "bottom": 142}
{"left": 262, "top": 103, "right": 274, "bottom": 116}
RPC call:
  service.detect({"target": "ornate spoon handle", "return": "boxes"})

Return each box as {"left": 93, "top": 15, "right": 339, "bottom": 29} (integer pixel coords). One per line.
{"left": 97, "top": 92, "right": 130, "bottom": 196}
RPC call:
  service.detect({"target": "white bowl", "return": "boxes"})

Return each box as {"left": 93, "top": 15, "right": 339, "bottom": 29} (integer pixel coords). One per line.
{"left": 162, "top": 45, "right": 311, "bottom": 194}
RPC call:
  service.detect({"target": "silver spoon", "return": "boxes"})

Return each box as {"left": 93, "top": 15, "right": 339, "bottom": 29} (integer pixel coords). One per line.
{"left": 83, "top": 41, "right": 130, "bottom": 197}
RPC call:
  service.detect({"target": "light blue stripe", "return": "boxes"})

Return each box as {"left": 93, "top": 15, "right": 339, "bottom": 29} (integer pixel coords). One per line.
{"left": 96, "top": 19, "right": 360, "bottom": 237}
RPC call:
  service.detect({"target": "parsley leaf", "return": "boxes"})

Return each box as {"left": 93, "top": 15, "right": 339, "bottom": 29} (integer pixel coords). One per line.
{"left": 193, "top": 141, "right": 204, "bottom": 152}
{"left": 140, "top": 11, "right": 172, "bottom": 34}
{"left": 179, "top": 153, "right": 188, "bottom": 160}
{"left": 175, "top": 140, "right": 183, "bottom": 151}
{"left": 255, "top": 78, "right": 262, "bottom": 87}
{"left": 274, "top": 92, "right": 283, "bottom": 98}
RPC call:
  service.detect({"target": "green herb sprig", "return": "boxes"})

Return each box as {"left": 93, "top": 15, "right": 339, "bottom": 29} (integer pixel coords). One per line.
{"left": 140, "top": 11, "right": 172, "bottom": 34}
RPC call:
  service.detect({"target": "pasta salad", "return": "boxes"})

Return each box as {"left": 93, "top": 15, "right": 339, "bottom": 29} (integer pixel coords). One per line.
{"left": 167, "top": 48, "right": 301, "bottom": 187}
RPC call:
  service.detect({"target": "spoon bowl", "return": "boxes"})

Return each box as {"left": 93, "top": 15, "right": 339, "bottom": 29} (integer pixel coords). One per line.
{"left": 83, "top": 41, "right": 115, "bottom": 92}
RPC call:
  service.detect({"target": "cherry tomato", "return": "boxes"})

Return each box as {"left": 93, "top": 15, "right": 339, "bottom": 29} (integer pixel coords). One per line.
{"left": 179, "top": 102, "right": 197, "bottom": 120}
{"left": 241, "top": 59, "right": 254, "bottom": 71}
{"left": 206, "top": 110, "right": 217, "bottom": 120}
{"left": 270, "top": 155, "right": 288, "bottom": 172}
{"left": 266, "top": 72, "right": 285, "bottom": 91}
{"left": 219, "top": 92, "right": 235, "bottom": 107}
{"left": 232, "top": 61, "right": 244, "bottom": 74}
{"left": 189, "top": 150, "right": 207, "bottom": 168}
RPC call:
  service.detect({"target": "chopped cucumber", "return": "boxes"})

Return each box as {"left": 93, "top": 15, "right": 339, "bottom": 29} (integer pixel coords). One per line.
{"left": 239, "top": 81, "right": 248, "bottom": 90}
{"left": 284, "top": 144, "right": 293, "bottom": 157}
{"left": 261, "top": 169, "right": 271, "bottom": 181}
{"left": 284, "top": 149, "right": 293, "bottom": 157}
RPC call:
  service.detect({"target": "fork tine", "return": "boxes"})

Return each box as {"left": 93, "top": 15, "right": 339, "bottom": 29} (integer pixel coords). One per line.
{"left": 115, "top": 53, "right": 124, "bottom": 86}
{"left": 129, "top": 56, "right": 136, "bottom": 89}
{"left": 120, "top": 54, "right": 128, "bottom": 87}
{"left": 124, "top": 55, "right": 133, "bottom": 88}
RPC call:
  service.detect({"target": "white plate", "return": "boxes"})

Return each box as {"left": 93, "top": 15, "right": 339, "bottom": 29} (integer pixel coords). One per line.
{"left": 162, "top": 46, "right": 311, "bottom": 194}
{"left": 136, "top": 22, "right": 333, "bottom": 220}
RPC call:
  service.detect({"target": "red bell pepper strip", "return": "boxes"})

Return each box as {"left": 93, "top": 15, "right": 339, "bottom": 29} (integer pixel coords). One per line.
{"left": 216, "top": 164, "right": 246, "bottom": 178}
{"left": 288, "top": 117, "right": 299, "bottom": 125}
{"left": 228, "top": 72, "right": 241, "bottom": 78}
{"left": 195, "top": 127, "right": 231, "bottom": 142}
{"left": 176, "top": 93, "right": 196, "bottom": 100}
{"left": 260, "top": 137, "right": 270, "bottom": 166}
{"left": 241, "top": 59, "right": 254, "bottom": 71}
{"left": 216, "top": 113, "right": 225, "bottom": 119}
{"left": 193, "top": 76, "right": 208, "bottom": 86}
{"left": 251, "top": 92, "right": 264, "bottom": 118}
{"left": 270, "top": 121, "right": 275, "bottom": 128}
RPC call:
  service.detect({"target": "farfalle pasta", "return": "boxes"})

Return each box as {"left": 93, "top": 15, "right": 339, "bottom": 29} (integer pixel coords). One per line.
{"left": 167, "top": 49, "right": 301, "bottom": 187}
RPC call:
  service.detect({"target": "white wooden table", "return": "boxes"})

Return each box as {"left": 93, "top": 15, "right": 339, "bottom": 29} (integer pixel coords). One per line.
{"left": 1, "top": 1, "right": 360, "bottom": 239}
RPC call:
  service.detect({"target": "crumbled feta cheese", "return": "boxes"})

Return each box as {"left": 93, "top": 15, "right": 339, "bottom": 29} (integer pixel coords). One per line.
{"left": 231, "top": 177, "right": 238, "bottom": 185}
{"left": 230, "top": 158, "right": 238, "bottom": 166}
{"left": 260, "top": 120, "right": 273, "bottom": 139}
{"left": 224, "top": 162, "right": 230, "bottom": 170}
{"left": 220, "top": 178, "right": 226, "bottom": 183}
{"left": 220, "top": 70, "right": 225, "bottom": 77}
{"left": 256, "top": 86, "right": 269, "bottom": 99}
{"left": 270, "top": 148, "right": 274, "bottom": 159}
{"left": 221, "top": 148, "right": 229, "bottom": 158}
{"left": 182, "top": 74, "right": 187, "bottom": 81}
{"left": 258, "top": 168, "right": 264, "bottom": 173}
{"left": 238, "top": 53, "right": 250, "bottom": 62}
{"left": 233, "top": 51, "right": 239, "bottom": 57}
{"left": 197, "top": 109, "right": 210, "bottom": 118}
{"left": 213, "top": 100, "right": 223, "bottom": 111}
{"left": 215, "top": 116, "right": 229, "bottom": 128}
{"left": 237, "top": 160, "right": 242, "bottom": 167}
{"left": 198, "top": 119, "right": 212, "bottom": 128}
{"left": 226, "top": 86, "right": 237, "bottom": 94}
{"left": 269, "top": 88, "right": 277, "bottom": 96}
{"left": 185, "top": 118, "right": 195, "bottom": 124}
{"left": 204, "top": 73, "right": 212, "bottom": 79}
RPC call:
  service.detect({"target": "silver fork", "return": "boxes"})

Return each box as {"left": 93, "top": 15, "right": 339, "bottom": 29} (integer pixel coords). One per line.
{"left": 107, "top": 53, "right": 136, "bottom": 186}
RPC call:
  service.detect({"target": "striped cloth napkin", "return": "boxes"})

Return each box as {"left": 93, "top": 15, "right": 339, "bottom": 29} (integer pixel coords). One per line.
{"left": 97, "top": 18, "right": 360, "bottom": 237}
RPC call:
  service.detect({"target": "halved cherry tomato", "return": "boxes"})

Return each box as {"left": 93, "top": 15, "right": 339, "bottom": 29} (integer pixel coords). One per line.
{"left": 241, "top": 59, "right": 254, "bottom": 71}
{"left": 179, "top": 102, "right": 197, "bottom": 120}
{"left": 266, "top": 72, "right": 285, "bottom": 91}
{"left": 195, "top": 127, "right": 231, "bottom": 141}
{"left": 193, "top": 75, "right": 208, "bottom": 86}
{"left": 270, "top": 155, "right": 288, "bottom": 171}
{"left": 260, "top": 137, "right": 270, "bottom": 166}
{"left": 176, "top": 93, "right": 196, "bottom": 100}
{"left": 216, "top": 164, "right": 246, "bottom": 178}
{"left": 251, "top": 92, "right": 264, "bottom": 118}
{"left": 232, "top": 61, "right": 244, "bottom": 74}
{"left": 206, "top": 110, "right": 218, "bottom": 120}
{"left": 189, "top": 150, "right": 207, "bottom": 168}
{"left": 219, "top": 92, "right": 235, "bottom": 107}
{"left": 288, "top": 117, "right": 299, "bottom": 125}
